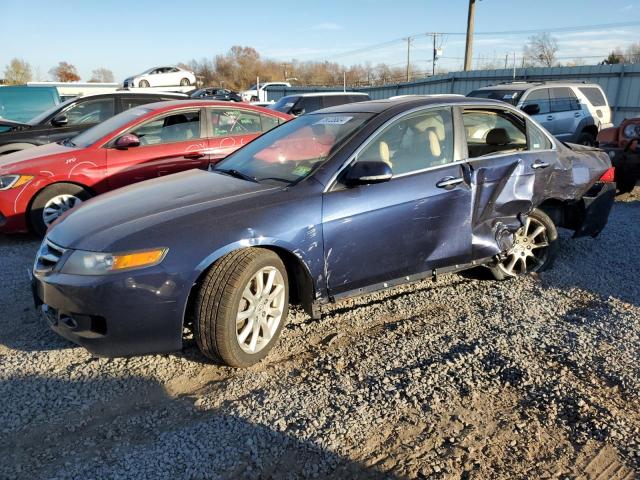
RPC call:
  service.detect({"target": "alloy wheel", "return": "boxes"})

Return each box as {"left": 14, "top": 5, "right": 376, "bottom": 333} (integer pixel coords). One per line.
{"left": 42, "top": 194, "right": 82, "bottom": 226}
{"left": 496, "top": 216, "right": 549, "bottom": 277}
{"left": 236, "top": 266, "right": 286, "bottom": 354}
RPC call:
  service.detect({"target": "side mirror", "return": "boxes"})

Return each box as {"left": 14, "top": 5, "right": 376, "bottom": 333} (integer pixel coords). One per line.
{"left": 345, "top": 161, "right": 393, "bottom": 186}
{"left": 51, "top": 114, "right": 68, "bottom": 127}
{"left": 291, "top": 107, "right": 305, "bottom": 116}
{"left": 522, "top": 104, "right": 540, "bottom": 115}
{"left": 115, "top": 133, "right": 140, "bottom": 149}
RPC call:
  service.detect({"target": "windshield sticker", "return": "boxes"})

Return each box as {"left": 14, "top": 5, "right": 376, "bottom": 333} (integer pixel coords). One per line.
{"left": 292, "top": 164, "right": 313, "bottom": 176}
{"left": 503, "top": 94, "right": 515, "bottom": 99}
{"left": 314, "top": 116, "right": 353, "bottom": 125}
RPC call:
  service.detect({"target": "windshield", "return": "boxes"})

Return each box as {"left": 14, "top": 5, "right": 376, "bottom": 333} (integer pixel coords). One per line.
{"left": 71, "top": 107, "right": 151, "bottom": 148}
{"left": 246, "top": 85, "right": 257, "bottom": 91}
{"left": 269, "top": 96, "right": 299, "bottom": 113}
{"left": 28, "top": 97, "right": 76, "bottom": 125}
{"left": 467, "top": 89, "right": 523, "bottom": 106}
{"left": 214, "top": 112, "right": 373, "bottom": 184}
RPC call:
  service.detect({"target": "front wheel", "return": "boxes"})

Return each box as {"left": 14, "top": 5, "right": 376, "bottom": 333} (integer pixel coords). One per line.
{"left": 138, "top": 80, "right": 150, "bottom": 88}
{"left": 28, "top": 183, "right": 93, "bottom": 237}
{"left": 194, "top": 248, "right": 289, "bottom": 367}
{"left": 490, "top": 208, "right": 558, "bottom": 280}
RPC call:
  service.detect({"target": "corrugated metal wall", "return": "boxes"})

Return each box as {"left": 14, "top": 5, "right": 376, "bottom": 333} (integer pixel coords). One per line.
{"left": 266, "top": 64, "right": 640, "bottom": 125}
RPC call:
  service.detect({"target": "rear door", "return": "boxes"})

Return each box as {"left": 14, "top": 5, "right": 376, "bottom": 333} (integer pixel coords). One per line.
{"left": 46, "top": 97, "right": 115, "bottom": 144}
{"left": 520, "top": 88, "right": 554, "bottom": 133}
{"left": 549, "top": 87, "right": 583, "bottom": 141}
{"left": 106, "top": 108, "right": 207, "bottom": 189}
{"left": 206, "top": 107, "right": 281, "bottom": 164}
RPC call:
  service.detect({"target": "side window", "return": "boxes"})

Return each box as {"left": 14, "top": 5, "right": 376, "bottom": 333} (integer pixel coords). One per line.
{"left": 62, "top": 98, "right": 115, "bottom": 125}
{"left": 298, "top": 97, "right": 322, "bottom": 114}
{"left": 550, "top": 87, "right": 580, "bottom": 112}
{"left": 120, "top": 97, "right": 160, "bottom": 111}
{"left": 356, "top": 107, "right": 454, "bottom": 176}
{"left": 130, "top": 110, "right": 201, "bottom": 145}
{"left": 521, "top": 89, "right": 551, "bottom": 115}
{"left": 260, "top": 114, "right": 280, "bottom": 132}
{"left": 210, "top": 109, "right": 262, "bottom": 137}
{"left": 462, "top": 109, "right": 527, "bottom": 158}
{"left": 579, "top": 87, "right": 607, "bottom": 107}
{"left": 527, "top": 120, "right": 553, "bottom": 151}
{"left": 323, "top": 95, "right": 347, "bottom": 108}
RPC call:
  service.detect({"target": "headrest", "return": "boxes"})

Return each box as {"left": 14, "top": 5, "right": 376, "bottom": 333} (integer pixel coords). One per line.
{"left": 486, "top": 128, "right": 510, "bottom": 146}
{"left": 427, "top": 129, "right": 441, "bottom": 157}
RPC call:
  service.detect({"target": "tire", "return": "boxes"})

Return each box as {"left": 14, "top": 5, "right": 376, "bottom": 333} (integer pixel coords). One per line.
{"left": 139, "top": 80, "right": 150, "bottom": 88}
{"left": 489, "top": 208, "right": 558, "bottom": 280}
{"left": 180, "top": 78, "right": 190, "bottom": 86}
{"left": 28, "top": 183, "right": 92, "bottom": 237}
{"left": 577, "top": 131, "right": 596, "bottom": 146}
{"left": 194, "top": 248, "right": 289, "bottom": 367}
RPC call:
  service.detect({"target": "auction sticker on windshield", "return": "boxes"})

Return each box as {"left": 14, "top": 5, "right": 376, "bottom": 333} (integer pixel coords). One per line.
{"left": 314, "top": 116, "right": 353, "bottom": 125}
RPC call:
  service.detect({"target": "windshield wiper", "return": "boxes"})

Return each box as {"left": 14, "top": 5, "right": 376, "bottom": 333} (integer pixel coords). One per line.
{"left": 213, "top": 168, "right": 258, "bottom": 183}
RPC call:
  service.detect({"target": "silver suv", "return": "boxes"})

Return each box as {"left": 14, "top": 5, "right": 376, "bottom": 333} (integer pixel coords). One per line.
{"left": 468, "top": 82, "right": 613, "bottom": 145}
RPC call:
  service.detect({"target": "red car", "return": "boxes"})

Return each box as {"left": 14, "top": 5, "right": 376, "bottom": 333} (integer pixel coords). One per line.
{"left": 0, "top": 100, "right": 292, "bottom": 235}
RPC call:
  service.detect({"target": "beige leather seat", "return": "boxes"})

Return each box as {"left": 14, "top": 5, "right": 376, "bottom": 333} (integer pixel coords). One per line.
{"left": 379, "top": 141, "right": 393, "bottom": 169}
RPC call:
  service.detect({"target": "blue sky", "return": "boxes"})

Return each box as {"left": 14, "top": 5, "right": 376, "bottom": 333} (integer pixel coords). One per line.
{"left": 1, "top": 0, "right": 640, "bottom": 82}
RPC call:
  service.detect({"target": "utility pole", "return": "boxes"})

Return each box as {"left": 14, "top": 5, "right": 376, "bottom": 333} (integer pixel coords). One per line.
{"left": 432, "top": 34, "right": 437, "bottom": 75}
{"left": 406, "top": 37, "right": 412, "bottom": 82}
{"left": 464, "top": 0, "right": 476, "bottom": 71}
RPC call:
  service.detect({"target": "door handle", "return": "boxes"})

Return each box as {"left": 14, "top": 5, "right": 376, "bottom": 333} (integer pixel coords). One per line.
{"left": 436, "top": 176, "right": 464, "bottom": 189}
{"left": 184, "top": 152, "right": 205, "bottom": 159}
{"left": 546, "top": 115, "right": 554, "bottom": 121}
{"left": 532, "top": 160, "right": 550, "bottom": 169}
{"left": 574, "top": 112, "right": 582, "bottom": 118}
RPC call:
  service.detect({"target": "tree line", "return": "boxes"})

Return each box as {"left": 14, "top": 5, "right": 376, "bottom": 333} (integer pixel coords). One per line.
{"left": 4, "top": 36, "right": 640, "bottom": 88}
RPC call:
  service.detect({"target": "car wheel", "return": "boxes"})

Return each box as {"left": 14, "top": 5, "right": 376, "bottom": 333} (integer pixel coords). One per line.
{"left": 139, "top": 80, "right": 150, "bottom": 88}
{"left": 490, "top": 208, "right": 558, "bottom": 280}
{"left": 29, "top": 183, "right": 92, "bottom": 237}
{"left": 578, "top": 131, "right": 596, "bottom": 146}
{"left": 194, "top": 248, "right": 289, "bottom": 367}
{"left": 180, "top": 78, "right": 191, "bottom": 86}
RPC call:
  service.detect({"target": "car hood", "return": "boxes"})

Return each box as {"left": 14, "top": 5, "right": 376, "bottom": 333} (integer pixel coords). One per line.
{"left": 48, "top": 169, "right": 279, "bottom": 251}
{"left": 0, "top": 142, "right": 78, "bottom": 174}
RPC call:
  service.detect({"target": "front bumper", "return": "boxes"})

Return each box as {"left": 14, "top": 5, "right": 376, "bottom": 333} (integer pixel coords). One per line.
{"left": 32, "top": 266, "right": 187, "bottom": 357}
{"left": 0, "top": 189, "right": 29, "bottom": 233}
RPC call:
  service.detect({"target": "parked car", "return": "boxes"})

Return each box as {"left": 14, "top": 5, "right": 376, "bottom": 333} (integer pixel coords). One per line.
{"left": 31, "top": 96, "right": 615, "bottom": 367}
{"left": 0, "top": 92, "right": 188, "bottom": 156}
{"left": 123, "top": 66, "right": 196, "bottom": 88}
{"left": 467, "top": 82, "right": 613, "bottom": 145}
{"left": 0, "top": 86, "right": 61, "bottom": 124}
{"left": 0, "top": 100, "right": 291, "bottom": 235}
{"left": 240, "top": 82, "right": 291, "bottom": 102}
{"left": 190, "top": 88, "right": 242, "bottom": 102}
{"left": 597, "top": 118, "right": 640, "bottom": 192}
{"left": 269, "top": 92, "right": 370, "bottom": 116}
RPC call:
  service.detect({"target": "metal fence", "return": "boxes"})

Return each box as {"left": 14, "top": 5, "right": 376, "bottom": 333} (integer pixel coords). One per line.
{"left": 265, "top": 64, "right": 640, "bottom": 125}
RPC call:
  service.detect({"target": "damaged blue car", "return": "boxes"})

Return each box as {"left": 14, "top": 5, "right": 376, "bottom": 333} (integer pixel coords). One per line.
{"left": 32, "top": 96, "right": 616, "bottom": 367}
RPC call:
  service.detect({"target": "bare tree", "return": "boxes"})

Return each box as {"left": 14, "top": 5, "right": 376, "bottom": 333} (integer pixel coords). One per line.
{"left": 3, "top": 58, "right": 32, "bottom": 85}
{"left": 49, "top": 62, "right": 80, "bottom": 82}
{"left": 88, "top": 67, "right": 114, "bottom": 83}
{"left": 523, "top": 33, "right": 559, "bottom": 67}
{"left": 626, "top": 42, "right": 640, "bottom": 63}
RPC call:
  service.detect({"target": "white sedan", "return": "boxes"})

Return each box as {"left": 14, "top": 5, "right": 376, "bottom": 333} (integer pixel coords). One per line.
{"left": 123, "top": 66, "right": 196, "bottom": 88}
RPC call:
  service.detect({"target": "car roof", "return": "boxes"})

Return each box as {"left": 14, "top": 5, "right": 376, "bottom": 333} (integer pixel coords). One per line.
{"left": 136, "top": 99, "right": 293, "bottom": 118}
{"left": 313, "top": 95, "right": 502, "bottom": 114}
{"left": 284, "top": 91, "right": 369, "bottom": 98}
{"left": 473, "top": 82, "right": 603, "bottom": 91}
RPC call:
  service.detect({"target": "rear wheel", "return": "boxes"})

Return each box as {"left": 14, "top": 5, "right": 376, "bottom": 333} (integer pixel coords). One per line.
{"left": 139, "top": 80, "right": 150, "bottom": 88}
{"left": 578, "top": 131, "right": 596, "bottom": 146}
{"left": 180, "top": 77, "right": 191, "bottom": 86}
{"left": 194, "top": 248, "right": 289, "bottom": 367}
{"left": 28, "top": 183, "right": 92, "bottom": 237}
{"left": 490, "top": 208, "right": 558, "bottom": 280}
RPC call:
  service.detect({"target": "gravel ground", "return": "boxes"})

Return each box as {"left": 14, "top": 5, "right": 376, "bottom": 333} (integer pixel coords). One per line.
{"left": 1, "top": 197, "right": 639, "bottom": 480}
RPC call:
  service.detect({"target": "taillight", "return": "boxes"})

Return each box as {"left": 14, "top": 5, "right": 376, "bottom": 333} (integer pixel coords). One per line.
{"left": 599, "top": 167, "right": 615, "bottom": 183}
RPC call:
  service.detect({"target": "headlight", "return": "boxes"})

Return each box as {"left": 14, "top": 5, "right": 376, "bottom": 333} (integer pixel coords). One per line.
{"left": 61, "top": 248, "right": 168, "bottom": 275}
{"left": 623, "top": 124, "right": 638, "bottom": 138}
{"left": 0, "top": 174, "right": 34, "bottom": 190}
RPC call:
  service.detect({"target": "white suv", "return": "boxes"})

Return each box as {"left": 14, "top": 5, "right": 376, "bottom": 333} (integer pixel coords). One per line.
{"left": 240, "top": 82, "right": 291, "bottom": 103}
{"left": 468, "top": 82, "right": 613, "bottom": 145}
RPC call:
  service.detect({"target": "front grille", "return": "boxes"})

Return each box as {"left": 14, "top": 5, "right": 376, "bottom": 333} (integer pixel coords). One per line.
{"left": 34, "top": 238, "right": 67, "bottom": 273}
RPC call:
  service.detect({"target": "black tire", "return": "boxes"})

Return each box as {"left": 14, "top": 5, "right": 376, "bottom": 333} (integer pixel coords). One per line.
{"left": 139, "top": 80, "right": 150, "bottom": 88}
{"left": 28, "top": 183, "right": 92, "bottom": 237}
{"left": 489, "top": 208, "right": 558, "bottom": 280}
{"left": 194, "top": 248, "right": 289, "bottom": 367}
{"left": 578, "top": 131, "right": 596, "bottom": 146}
{"left": 180, "top": 78, "right": 190, "bottom": 86}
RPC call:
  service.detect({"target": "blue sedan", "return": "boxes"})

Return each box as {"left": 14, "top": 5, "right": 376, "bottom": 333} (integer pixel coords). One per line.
{"left": 32, "top": 96, "right": 615, "bottom": 367}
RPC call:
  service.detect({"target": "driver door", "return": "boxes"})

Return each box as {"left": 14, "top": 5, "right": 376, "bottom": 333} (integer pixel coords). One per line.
{"left": 322, "top": 107, "right": 473, "bottom": 296}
